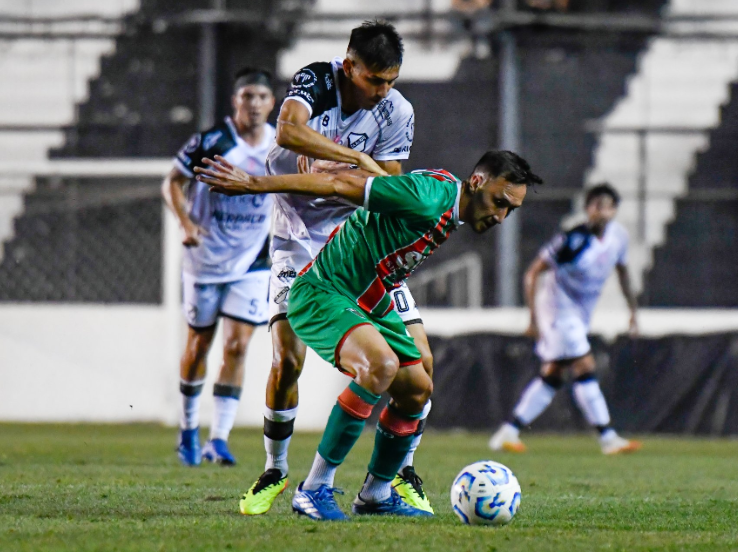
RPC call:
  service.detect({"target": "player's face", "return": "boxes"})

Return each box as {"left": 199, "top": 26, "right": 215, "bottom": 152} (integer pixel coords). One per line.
{"left": 467, "top": 175, "right": 527, "bottom": 234}
{"left": 344, "top": 57, "right": 400, "bottom": 110}
{"left": 586, "top": 195, "right": 617, "bottom": 233}
{"left": 232, "top": 84, "right": 275, "bottom": 129}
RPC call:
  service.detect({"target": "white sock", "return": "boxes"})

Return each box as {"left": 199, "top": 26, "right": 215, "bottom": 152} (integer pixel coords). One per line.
{"left": 179, "top": 379, "right": 204, "bottom": 430}
{"left": 303, "top": 452, "right": 338, "bottom": 491}
{"left": 264, "top": 406, "right": 298, "bottom": 476}
{"left": 210, "top": 396, "right": 239, "bottom": 441}
{"left": 573, "top": 377, "right": 611, "bottom": 427}
{"left": 400, "top": 399, "right": 432, "bottom": 470}
{"left": 360, "top": 474, "right": 392, "bottom": 503}
{"left": 513, "top": 377, "right": 558, "bottom": 425}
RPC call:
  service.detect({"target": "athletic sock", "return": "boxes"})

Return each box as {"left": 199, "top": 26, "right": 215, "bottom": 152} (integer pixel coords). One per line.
{"left": 572, "top": 373, "right": 611, "bottom": 428}
{"left": 359, "top": 473, "right": 392, "bottom": 503}
{"left": 209, "top": 384, "right": 241, "bottom": 441}
{"left": 366, "top": 403, "right": 423, "bottom": 490}
{"left": 180, "top": 379, "right": 204, "bottom": 430}
{"left": 304, "top": 381, "right": 380, "bottom": 490}
{"left": 511, "top": 374, "right": 563, "bottom": 426}
{"left": 263, "top": 405, "right": 298, "bottom": 477}
{"left": 400, "top": 399, "right": 431, "bottom": 470}
{"left": 303, "top": 452, "right": 339, "bottom": 490}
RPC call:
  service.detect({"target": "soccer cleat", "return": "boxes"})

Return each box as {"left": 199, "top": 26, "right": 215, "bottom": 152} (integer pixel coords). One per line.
{"left": 239, "top": 469, "right": 288, "bottom": 515}
{"left": 292, "top": 482, "right": 348, "bottom": 521}
{"left": 352, "top": 488, "right": 433, "bottom": 517}
{"left": 600, "top": 433, "right": 642, "bottom": 455}
{"left": 392, "top": 466, "right": 434, "bottom": 514}
{"left": 202, "top": 439, "right": 236, "bottom": 466}
{"left": 489, "top": 423, "right": 527, "bottom": 453}
{"left": 177, "top": 427, "right": 202, "bottom": 466}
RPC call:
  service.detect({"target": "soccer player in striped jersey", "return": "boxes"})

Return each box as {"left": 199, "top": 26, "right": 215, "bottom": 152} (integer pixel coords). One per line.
{"left": 489, "top": 184, "right": 641, "bottom": 455}
{"left": 195, "top": 149, "right": 542, "bottom": 519}
{"left": 162, "top": 69, "right": 276, "bottom": 466}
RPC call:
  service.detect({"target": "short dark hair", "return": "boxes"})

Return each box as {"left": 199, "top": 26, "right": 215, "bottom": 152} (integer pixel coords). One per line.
{"left": 472, "top": 150, "right": 544, "bottom": 187}
{"left": 585, "top": 183, "right": 620, "bottom": 207}
{"left": 233, "top": 67, "right": 274, "bottom": 94}
{"left": 347, "top": 20, "right": 404, "bottom": 70}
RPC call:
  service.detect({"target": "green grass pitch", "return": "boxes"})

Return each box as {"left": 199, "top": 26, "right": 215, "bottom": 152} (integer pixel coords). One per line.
{"left": 1, "top": 424, "right": 737, "bottom": 552}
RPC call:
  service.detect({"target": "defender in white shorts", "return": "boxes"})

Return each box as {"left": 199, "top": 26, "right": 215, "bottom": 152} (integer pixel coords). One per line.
{"left": 238, "top": 22, "right": 434, "bottom": 517}
{"left": 162, "top": 68, "right": 276, "bottom": 467}
{"left": 490, "top": 184, "right": 642, "bottom": 456}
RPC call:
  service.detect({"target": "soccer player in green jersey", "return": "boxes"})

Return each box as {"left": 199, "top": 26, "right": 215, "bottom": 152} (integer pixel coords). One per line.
{"left": 195, "top": 150, "right": 542, "bottom": 519}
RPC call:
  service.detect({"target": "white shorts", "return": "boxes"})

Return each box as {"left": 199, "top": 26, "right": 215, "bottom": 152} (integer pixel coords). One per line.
{"left": 182, "top": 270, "right": 270, "bottom": 329}
{"left": 535, "top": 314, "right": 591, "bottom": 362}
{"left": 268, "top": 248, "right": 422, "bottom": 326}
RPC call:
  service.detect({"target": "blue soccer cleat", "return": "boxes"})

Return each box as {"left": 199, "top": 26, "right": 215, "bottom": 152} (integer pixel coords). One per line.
{"left": 291, "top": 482, "right": 348, "bottom": 521}
{"left": 202, "top": 438, "right": 236, "bottom": 466}
{"left": 352, "top": 488, "right": 434, "bottom": 517}
{"left": 177, "top": 427, "right": 202, "bottom": 466}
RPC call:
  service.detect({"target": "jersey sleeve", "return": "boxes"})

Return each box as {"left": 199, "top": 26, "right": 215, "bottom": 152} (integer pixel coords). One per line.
{"left": 372, "top": 96, "right": 415, "bottom": 162}
{"left": 616, "top": 229, "right": 629, "bottom": 265}
{"left": 539, "top": 233, "right": 565, "bottom": 266}
{"left": 283, "top": 62, "right": 336, "bottom": 119}
{"left": 364, "top": 173, "right": 456, "bottom": 222}
{"left": 174, "top": 132, "right": 204, "bottom": 178}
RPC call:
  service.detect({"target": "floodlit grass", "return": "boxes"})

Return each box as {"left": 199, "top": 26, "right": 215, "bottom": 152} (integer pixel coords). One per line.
{"left": 1, "top": 424, "right": 737, "bottom": 551}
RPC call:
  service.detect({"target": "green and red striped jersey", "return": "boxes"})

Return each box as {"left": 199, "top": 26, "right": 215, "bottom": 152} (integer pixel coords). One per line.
{"left": 300, "top": 169, "right": 461, "bottom": 317}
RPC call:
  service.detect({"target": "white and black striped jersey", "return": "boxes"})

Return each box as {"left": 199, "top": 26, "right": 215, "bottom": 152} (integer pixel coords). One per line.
{"left": 267, "top": 57, "right": 415, "bottom": 257}
{"left": 538, "top": 221, "right": 629, "bottom": 324}
{"left": 174, "top": 117, "right": 275, "bottom": 283}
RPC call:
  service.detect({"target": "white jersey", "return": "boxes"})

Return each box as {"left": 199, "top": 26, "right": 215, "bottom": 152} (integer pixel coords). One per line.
{"left": 537, "top": 220, "right": 629, "bottom": 325}
{"left": 174, "top": 117, "right": 275, "bottom": 283}
{"left": 267, "top": 57, "right": 415, "bottom": 257}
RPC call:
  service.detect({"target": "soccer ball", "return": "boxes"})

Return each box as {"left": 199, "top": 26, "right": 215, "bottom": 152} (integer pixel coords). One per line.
{"left": 450, "top": 460, "right": 521, "bottom": 526}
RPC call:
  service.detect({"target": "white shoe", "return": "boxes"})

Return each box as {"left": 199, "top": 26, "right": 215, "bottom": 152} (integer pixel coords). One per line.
{"left": 488, "top": 423, "right": 527, "bottom": 453}
{"left": 600, "top": 431, "right": 642, "bottom": 455}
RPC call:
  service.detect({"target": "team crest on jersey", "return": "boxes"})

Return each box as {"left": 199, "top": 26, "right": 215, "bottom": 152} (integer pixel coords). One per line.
{"left": 348, "top": 132, "right": 368, "bottom": 152}
{"left": 203, "top": 131, "right": 222, "bottom": 151}
{"left": 292, "top": 68, "right": 317, "bottom": 89}
{"left": 184, "top": 134, "right": 200, "bottom": 153}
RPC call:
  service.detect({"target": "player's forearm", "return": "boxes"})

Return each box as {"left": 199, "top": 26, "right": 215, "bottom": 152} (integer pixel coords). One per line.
{"left": 162, "top": 174, "right": 191, "bottom": 227}
{"left": 251, "top": 172, "right": 367, "bottom": 205}
{"left": 617, "top": 267, "right": 638, "bottom": 313}
{"left": 524, "top": 270, "right": 539, "bottom": 321}
{"left": 277, "top": 121, "right": 363, "bottom": 165}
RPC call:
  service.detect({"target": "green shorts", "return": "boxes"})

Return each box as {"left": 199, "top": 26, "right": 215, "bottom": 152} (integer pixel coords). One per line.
{"left": 287, "top": 274, "right": 421, "bottom": 368}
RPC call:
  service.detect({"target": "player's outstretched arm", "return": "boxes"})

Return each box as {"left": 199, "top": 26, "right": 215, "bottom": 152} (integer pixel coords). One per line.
{"left": 523, "top": 257, "right": 550, "bottom": 339}
{"left": 616, "top": 264, "right": 639, "bottom": 337}
{"left": 277, "top": 101, "right": 389, "bottom": 176}
{"left": 195, "top": 155, "right": 368, "bottom": 206}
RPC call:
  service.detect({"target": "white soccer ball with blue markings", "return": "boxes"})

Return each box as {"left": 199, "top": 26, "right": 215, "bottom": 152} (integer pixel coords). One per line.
{"left": 450, "top": 460, "right": 521, "bottom": 526}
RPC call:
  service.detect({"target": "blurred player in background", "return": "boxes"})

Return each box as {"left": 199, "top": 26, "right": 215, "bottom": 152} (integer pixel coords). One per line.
{"left": 489, "top": 184, "right": 641, "bottom": 455}
{"left": 195, "top": 149, "right": 542, "bottom": 519}
{"left": 239, "top": 21, "right": 436, "bottom": 516}
{"left": 162, "top": 68, "right": 276, "bottom": 466}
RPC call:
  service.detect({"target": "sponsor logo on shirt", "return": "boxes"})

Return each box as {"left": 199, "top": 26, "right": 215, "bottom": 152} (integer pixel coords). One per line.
{"left": 325, "top": 73, "right": 333, "bottom": 90}
{"left": 376, "top": 99, "right": 394, "bottom": 126}
{"left": 347, "top": 132, "right": 369, "bottom": 152}
{"left": 277, "top": 266, "right": 297, "bottom": 282}
{"left": 405, "top": 113, "right": 415, "bottom": 142}
{"left": 392, "top": 146, "right": 411, "bottom": 154}
{"left": 290, "top": 88, "right": 315, "bottom": 104}
{"left": 292, "top": 68, "right": 317, "bottom": 89}
{"left": 184, "top": 134, "right": 200, "bottom": 153}
{"left": 203, "top": 131, "right": 222, "bottom": 151}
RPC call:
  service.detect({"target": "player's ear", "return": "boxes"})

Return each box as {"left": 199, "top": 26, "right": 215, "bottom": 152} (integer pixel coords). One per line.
{"left": 343, "top": 56, "right": 354, "bottom": 78}
{"left": 231, "top": 93, "right": 238, "bottom": 111}
{"left": 469, "top": 173, "right": 484, "bottom": 193}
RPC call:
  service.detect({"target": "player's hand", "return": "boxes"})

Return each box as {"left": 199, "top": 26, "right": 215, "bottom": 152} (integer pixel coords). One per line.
{"left": 195, "top": 156, "right": 255, "bottom": 195}
{"left": 310, "top": 159, "right": 354, "bottom": 174}
{"left": 356, "top": 153, "right": 389, "bottom": 176}
{"left": 296, "top": 155, "right": 311, "bottom": 174}
{"left": 181, "top": 219, "right": 207, "bottom": 247}
{"left": 524, "top": 320, "right": 539, "bottom": 340}
{"left": 628, "top": 312, "right": 639, "bottom": 338}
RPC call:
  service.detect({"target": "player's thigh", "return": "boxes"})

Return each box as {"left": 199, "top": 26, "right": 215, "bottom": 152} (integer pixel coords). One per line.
{"left": 569, "top": 353, "right": 596, "bottom": 377}
{"left": 268, "top": 245, "right": 312, "bottom": 326}
{"left": 338, "top": 324, "right": 401, "bottom": 388}
{"left": 535, "top": 314, "right": 591, "bottom": 364}
{"left": 182, "top": 273, "right": 222, "bottom": 330}
{"left": 405, "top": 322, "right": 432, "bottom": 378}
{"left": 220, "top": 270, "right": 270, "bottom": 326}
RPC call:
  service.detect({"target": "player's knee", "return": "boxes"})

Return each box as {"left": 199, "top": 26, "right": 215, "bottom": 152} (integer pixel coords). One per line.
{"left": 223, "top": 336, "right": 249, "bottom": 360}
{"left": 271, "top": 351, "right": 304, "bottom": 388}
{"left": 367, "top": 355, "right": 400, "bottom": 390}
{"left": 403, "top": 373, "right": 433, "bottom": 413}
{"left": 420, "top": 350, "right": 434, "bottom": 378}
